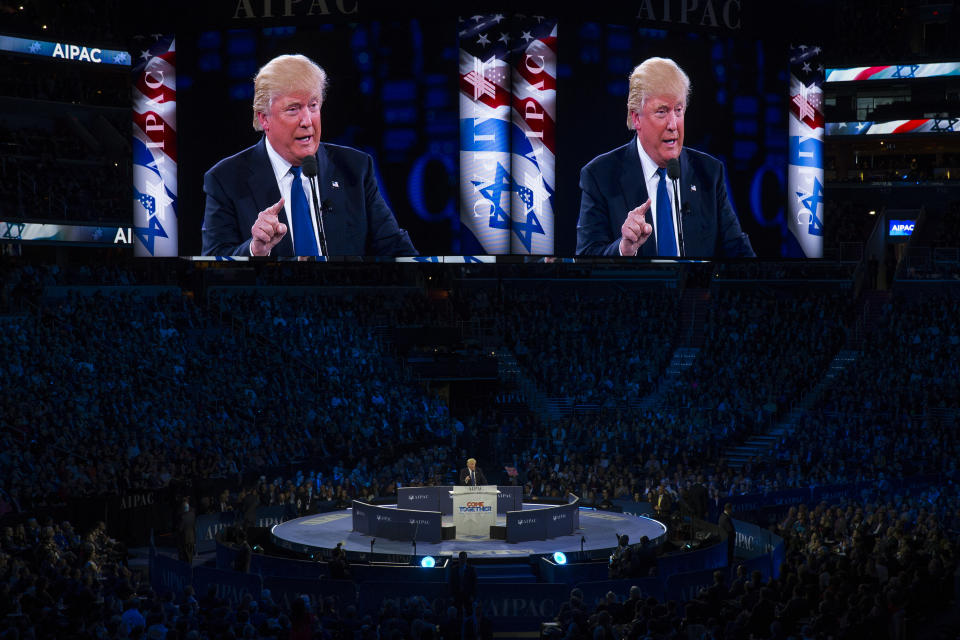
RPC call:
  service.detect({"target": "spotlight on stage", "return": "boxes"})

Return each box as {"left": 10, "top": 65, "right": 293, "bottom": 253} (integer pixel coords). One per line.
{"left": 420, "top": 556, "right": 436, "bottom": 568}
{"left": 552, "top": 551, "right": 567, "bottom": 565}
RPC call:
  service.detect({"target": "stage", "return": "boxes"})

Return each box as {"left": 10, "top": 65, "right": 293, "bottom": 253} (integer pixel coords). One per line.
{"left": 271, "top": 504, "right": 668, "bottom": 561}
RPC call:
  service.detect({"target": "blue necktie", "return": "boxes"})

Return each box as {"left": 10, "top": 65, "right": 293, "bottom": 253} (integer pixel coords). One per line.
{"left": 655, "top": 167, "right": 677, "bottom": 257}
{"left": 290, "top": 166, "right": 318, "bottom": 256}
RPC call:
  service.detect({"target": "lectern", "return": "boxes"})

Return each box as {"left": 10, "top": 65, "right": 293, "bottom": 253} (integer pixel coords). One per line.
{"left": 450, "top": 485, "right": 499, "bottom": 537}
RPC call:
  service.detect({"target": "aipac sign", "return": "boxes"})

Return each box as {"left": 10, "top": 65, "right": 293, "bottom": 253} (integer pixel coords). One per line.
{"left": 0, "top": 35, "right": 130, "bottom": 66}
{"left": 888, "top": 220, "right": 915, "bottom": 237}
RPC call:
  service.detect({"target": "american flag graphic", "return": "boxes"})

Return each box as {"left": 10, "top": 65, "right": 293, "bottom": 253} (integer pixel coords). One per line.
{"left": 132, "top": 35, "right": 178, "bottom": 256}
{"left": 787, "top": 44, "right": 824, "bottom": 258}
{"left": 458, "top": 15, "right": 556, "bottom": 255}
{"left": 826, "top": 118, "right": 959, "bottom": 136}
{"left": 825, "top": 62, "right": 960, "bottom": 82}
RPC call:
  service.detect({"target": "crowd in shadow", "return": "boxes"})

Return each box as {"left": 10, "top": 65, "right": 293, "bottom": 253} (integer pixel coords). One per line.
{"left": 0, "top": 266, "right": 958, "bottom": 638}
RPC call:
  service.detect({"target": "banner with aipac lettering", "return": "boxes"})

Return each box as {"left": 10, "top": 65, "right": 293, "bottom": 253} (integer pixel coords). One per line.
{"left": 0, "top": 35, "right": 130, "bottom": 66}
{"left": 132, "top": 35, "right": 177, "bottom": 256}
{"left": 787, "top": 45, "right": 824, "bottom": 258}
{"left": 509, "top": 17, "right": 556, "bottom": 255}
{"left": 459, "top": 15, "right": 557, "bottom": 256}
{"left": 192, "top": 566, "right": 262, "bottom": 605}
{"left": 149, "top": 552, "right": 193, "bottom": 596}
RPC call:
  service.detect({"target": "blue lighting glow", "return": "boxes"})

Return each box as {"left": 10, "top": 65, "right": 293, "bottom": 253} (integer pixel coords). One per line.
{"left": 420, "top": 556, "right": 436, "bottom": 568}
{"left": 553, "top": 552, "right": 567, "bottom": 565}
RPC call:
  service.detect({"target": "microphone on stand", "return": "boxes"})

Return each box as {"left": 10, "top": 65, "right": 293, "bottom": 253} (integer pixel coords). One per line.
{"left": 666, "top": 158, "right": 684, "bottom": 257}
{"left": 300, "top": 154, "right": 329, "bottom": 257}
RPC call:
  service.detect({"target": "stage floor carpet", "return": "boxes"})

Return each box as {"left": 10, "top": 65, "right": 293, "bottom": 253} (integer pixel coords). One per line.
{"left": 271, "top": 504, "right": 667, "bottom": 560}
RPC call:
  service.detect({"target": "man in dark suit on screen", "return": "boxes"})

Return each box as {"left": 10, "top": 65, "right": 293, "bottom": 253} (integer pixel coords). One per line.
{"left": 459, "top": 458, "right": 488, "bottom": 486}
{"left": 201, "top": 54, "right": 417, "bottom": 258}
{"left": 576, "top": 57, "right": 754, "bottom": 258}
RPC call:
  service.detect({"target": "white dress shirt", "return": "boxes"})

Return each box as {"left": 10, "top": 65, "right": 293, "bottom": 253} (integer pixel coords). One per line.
{"left": 258, "top": 138, "right": 322, "bottom": 256}
{"left": 620, "top": 138, "right": 683, "bottom": 256}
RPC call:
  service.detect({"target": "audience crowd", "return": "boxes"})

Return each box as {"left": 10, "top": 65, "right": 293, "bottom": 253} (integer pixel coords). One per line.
{"left": 548, "top": 491, "right": 959, "bottom": 640}
{"left": 1, "top": 265, "right": 959, "bottom": 638}
{"left": 492, "top": 287, "right": 678, "bottom": 405}
{"left": 1, "top": 514, "right": 483, "bottom": 639}
{"left": 0, "top": 285, "right": 454, "bottom": 514}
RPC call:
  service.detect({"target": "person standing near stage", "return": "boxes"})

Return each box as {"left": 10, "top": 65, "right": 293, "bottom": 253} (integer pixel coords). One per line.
{"left": 177, "top": 497, "right": 196, "bottom": 565}
{"left": 459, "top": 458, "right": 488, "bottom": 486}
{"left": 718, "top": 502, "right": 736, "bottom": 564}
{"left": 449, "top": 551, "right": 478, "bottom": 614}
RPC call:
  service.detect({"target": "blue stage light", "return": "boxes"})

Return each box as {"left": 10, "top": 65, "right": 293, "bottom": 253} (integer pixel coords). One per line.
{"left": 553, "top": 552, "right": 567, "bottom": 565}
{"left": 420, "top": 556, "right": 436, "bottom": 568}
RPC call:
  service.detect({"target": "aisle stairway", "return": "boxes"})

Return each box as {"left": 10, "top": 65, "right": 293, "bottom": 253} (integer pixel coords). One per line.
{"left": 723, "top": 349, "right": 860, "bottom": 468}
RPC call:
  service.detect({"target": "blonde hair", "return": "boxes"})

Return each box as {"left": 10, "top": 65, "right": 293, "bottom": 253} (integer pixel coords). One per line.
{"left": 252, "top": 54, "right": 328, "bottom": 131}
{"left": 626, "top": 57, "right": 690, "bottom": 129}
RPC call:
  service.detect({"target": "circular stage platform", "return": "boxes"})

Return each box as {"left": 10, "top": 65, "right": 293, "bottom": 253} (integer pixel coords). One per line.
{"left": 271, "top": 504, "right": 667, "bottom": 561}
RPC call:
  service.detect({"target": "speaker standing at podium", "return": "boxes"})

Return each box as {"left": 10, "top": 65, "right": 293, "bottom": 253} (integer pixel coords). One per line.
{"left": 459, "top": 458, "right": 488, "bottom": 486}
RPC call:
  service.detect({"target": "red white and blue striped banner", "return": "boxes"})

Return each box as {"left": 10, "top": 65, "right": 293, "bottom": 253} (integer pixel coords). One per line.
{"left": 826, "top": 118, "right": 959, "bottom": 135}
{"left": 825, "top": 62, "right": 960, "bottom": 82}
{"left": 132, "top": 35, "right": 177, "bottom": 257}
{"left": 787, "top": 44, "right": 824, "bottom": 259}
{"left": 459, "top": 15, "right": 556, "bottom": 256}
{"left": 509, "top": 17, "right": 556, "bottom": 256}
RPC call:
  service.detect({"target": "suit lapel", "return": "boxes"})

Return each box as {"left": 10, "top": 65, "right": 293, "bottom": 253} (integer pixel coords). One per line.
{"left": 250, "top": 138, "right": 294, "bottom": 257}
{"left": 315, "top": 144, "right": 352, "bottom": 256}
{"left": 317, "top": 143, "right": 345, "bottom": 256}
{"left": 678, "top": 149, "right": 702, "bottom": 257}
{"left": 617, "top": 138, "right": 655, "bottom": 257}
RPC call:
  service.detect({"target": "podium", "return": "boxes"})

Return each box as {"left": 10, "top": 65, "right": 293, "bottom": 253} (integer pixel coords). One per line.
{"left": 450, "top": 485, "right": 499, "bottom": 537}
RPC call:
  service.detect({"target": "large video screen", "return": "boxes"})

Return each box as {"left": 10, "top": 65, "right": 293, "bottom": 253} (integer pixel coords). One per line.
{"left": 2, "top": 2, "right": 830, "bottom": 260}
{"left": 169, "top": 8, "right": 798, "bottom": 259}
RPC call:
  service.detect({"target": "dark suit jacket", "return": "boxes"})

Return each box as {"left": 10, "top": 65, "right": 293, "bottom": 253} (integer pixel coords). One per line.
{"left": 178, "top": 508, "right": 196, "bottom": 544}
{"left": 449, "top": 562, "right": 478, "bottom": 600}
{"left": 719, "top": 511, "right": 736, "bottom": 540}
{"left": 459, "top": 467, "right": 488, "bottom": 486}
{"left": 654, "top": 492, "right": 673, "bottom": 515}
{"left": 201, "top": 138, "right": 417, "bottom": 257}
{"left": 576, "top": 139, "right": 755, "bottom": 257}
